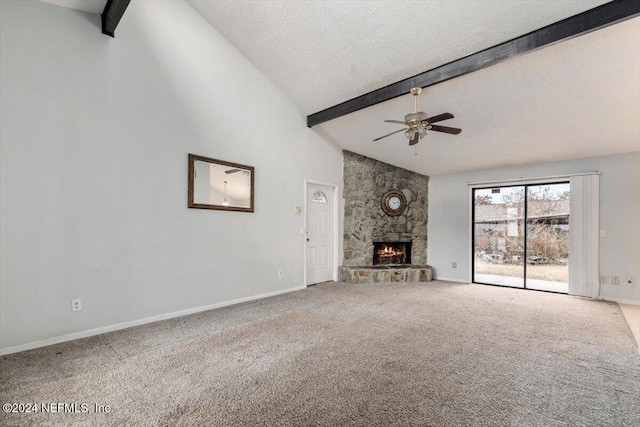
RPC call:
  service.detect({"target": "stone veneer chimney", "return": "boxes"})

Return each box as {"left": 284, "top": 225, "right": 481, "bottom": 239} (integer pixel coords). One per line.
{"left": 340, "top": 151, "right": 432, "bottom": 283}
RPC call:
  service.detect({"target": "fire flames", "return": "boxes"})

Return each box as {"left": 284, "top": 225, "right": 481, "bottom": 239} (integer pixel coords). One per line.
{"left": 373, "top": 243, "right": 410, "bottom": 265}
{"left": 376, "top": 245, "right": 406, "bottom": 260}
{"left": 380, "top": 245, "right": 403, "bottom": 255}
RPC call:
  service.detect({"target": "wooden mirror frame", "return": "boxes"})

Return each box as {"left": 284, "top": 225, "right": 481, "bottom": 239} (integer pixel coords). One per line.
{"left": 188, "top": 153, "right": 255, "bottom": 213}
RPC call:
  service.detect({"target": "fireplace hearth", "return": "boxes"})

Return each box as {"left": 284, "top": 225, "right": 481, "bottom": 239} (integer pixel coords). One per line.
{"left": 373, "top": 242, "right": 412, "bottom": 266}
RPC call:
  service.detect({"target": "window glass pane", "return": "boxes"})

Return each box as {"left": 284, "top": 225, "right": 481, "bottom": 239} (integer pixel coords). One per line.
{"left": 473, "top": 186, "right": 525, "bottom": 288}
{"left": 525, "top": 183, "right": 569, "bottom": 294}
{"left": 311, "top": 191, "right": 327, "bottom": 203}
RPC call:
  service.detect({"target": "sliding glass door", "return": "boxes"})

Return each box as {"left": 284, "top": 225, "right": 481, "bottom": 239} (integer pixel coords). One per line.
{"left": 473, "top": 186, "right": 525, "bottom": 288}
{"left": 472, "top": 182, "right": 569, "bottom": 294}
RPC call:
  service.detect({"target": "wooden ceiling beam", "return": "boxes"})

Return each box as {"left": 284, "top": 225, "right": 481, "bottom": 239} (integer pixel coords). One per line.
{"left": 102, "top": 0, "right": 131, "bottom": 37}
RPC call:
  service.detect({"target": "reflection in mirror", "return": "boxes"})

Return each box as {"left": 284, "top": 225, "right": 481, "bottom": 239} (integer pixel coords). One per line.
{"left": 188, "top": 154, "right": 254, "bottom": 212}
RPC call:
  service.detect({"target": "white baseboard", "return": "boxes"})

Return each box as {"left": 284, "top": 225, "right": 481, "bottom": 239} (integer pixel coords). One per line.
{"left": 433, "top": 276, "right": 470, "bottom": 284}
{"left": 0, "top": 285, "right": 307, "bottom": 357}
{"left": 599, "top": 296, "right": 640, "bottom": 306}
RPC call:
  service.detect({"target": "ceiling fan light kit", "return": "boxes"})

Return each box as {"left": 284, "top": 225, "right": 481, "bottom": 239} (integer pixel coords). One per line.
{"left": 374, "top": 87, "right": 461, "bottom": 146}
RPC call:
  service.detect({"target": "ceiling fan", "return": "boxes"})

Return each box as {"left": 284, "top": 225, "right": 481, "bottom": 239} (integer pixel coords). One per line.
{"left": 373, "top": 87, "right": 461, "bottom": 145}
{"left": 226, "top": 168, "right": 250, "bottom": 177}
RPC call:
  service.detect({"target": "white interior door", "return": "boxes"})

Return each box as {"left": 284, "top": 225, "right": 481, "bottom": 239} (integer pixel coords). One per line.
{"left": 306, "top": 183, "right": 333, "bottom": 285}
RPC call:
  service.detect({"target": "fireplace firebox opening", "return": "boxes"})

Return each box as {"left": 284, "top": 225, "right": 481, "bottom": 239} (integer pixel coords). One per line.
{"left": 373, "top": 242, "right": 412, "bottom": 266}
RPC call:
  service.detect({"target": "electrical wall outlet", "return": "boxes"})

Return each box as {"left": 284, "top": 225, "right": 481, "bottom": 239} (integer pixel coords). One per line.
{"left": 72, "top": 299, "right": 81, "bottom": 312}
{"left": 452, "top": 262, "right": 457, "bottom": 269}
{"left": 278, "top": 270, "right": 284, "bottom": 278}
{"left": 599, "top": 276, "right": 607, "bottom": 284}
{"left": 611, "top": 276, "right": 619, "bottom": 285}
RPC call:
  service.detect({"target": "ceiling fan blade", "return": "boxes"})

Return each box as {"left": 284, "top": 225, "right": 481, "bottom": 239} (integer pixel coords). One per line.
{"left": 225, "top": 169, "right": 242, "bottom": 174}
{"left": 384, "top": 120, "right": 407, "bottom": 125}
{"left": 424, "top": 113, "right": 454, "bottom": 123}
{"left": 373, "top": 128, "right": 407, "bottom": 142}
{"left": 409, "top": 132, "right": 419, "bottom": 146}
{"left": 430, "top": 124, "right": 462, "bottom": 135}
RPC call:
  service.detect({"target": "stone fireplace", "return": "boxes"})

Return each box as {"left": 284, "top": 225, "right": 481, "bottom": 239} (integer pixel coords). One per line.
{"left": 339, "top": 151, "right": 432, "bottom": 283}
{"left": 373, "top": 242, "right": 411, "bottom": 265}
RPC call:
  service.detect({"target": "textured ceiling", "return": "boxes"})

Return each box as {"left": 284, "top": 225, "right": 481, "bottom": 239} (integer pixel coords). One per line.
{"left": 39, "top": 0, "right": 107, "bottom": 15}
{"left": 35, "top": 0, "right": 639, "bottom": 176}
{"left": 190, "top": 0, "right": 638, "bottom": 176}
{"left": 315, "top": 17, "right": 640, "bottom": 176}
{"left": 187, "top": 0, "right": 610, "bottom": 115}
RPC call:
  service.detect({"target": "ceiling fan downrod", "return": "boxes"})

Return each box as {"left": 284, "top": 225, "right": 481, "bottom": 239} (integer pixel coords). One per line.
{"left": 410, "top": 87, "right": 422, "bottom": 113}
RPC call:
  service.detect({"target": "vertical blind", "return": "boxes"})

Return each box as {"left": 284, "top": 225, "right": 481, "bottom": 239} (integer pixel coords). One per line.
{"left": 568, "top": 174, "right": 600, "bottom": 298}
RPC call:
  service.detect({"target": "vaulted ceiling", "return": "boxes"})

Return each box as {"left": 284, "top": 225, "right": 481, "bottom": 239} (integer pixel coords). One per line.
{"left": 314, "top": 16, "right": 640, "bottom": 175}
{"left": 190, "top": 1, "right": 640, "bottom": 176}
{"left": 40, "top": 0, "right": 107, "bottom": 15}
{"left": 39, "top": 0, "right": 640, "bottom": 176}
{"left": 187, "top": 0, "right": 614, "bottom": 115}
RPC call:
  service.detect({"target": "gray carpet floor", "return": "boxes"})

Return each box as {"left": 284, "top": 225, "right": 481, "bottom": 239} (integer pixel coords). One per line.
{"left": 1, "top": 281, "right": 639, "bottom": 426}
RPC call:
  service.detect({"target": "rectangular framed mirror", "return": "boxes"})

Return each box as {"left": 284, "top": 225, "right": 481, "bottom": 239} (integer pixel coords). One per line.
{"left": 188, "top": 154, "right": 254, "bottom": 212}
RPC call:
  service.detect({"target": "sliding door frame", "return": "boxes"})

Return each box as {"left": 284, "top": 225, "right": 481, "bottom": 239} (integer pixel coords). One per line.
{"left": 471, "top": 180, "right": 569, "bottom": 295}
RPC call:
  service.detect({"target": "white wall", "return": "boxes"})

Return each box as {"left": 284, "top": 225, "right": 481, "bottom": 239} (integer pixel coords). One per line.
{"left": 428, "top": 152, "right": 640, "bottom": 303}
{"left": 0, "top": 0, "right": 343, "bottom": 352}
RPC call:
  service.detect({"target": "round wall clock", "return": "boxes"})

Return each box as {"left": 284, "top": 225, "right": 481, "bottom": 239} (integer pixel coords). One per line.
{"left": 381, "top": 190, "right": 407, "bottom": 216}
